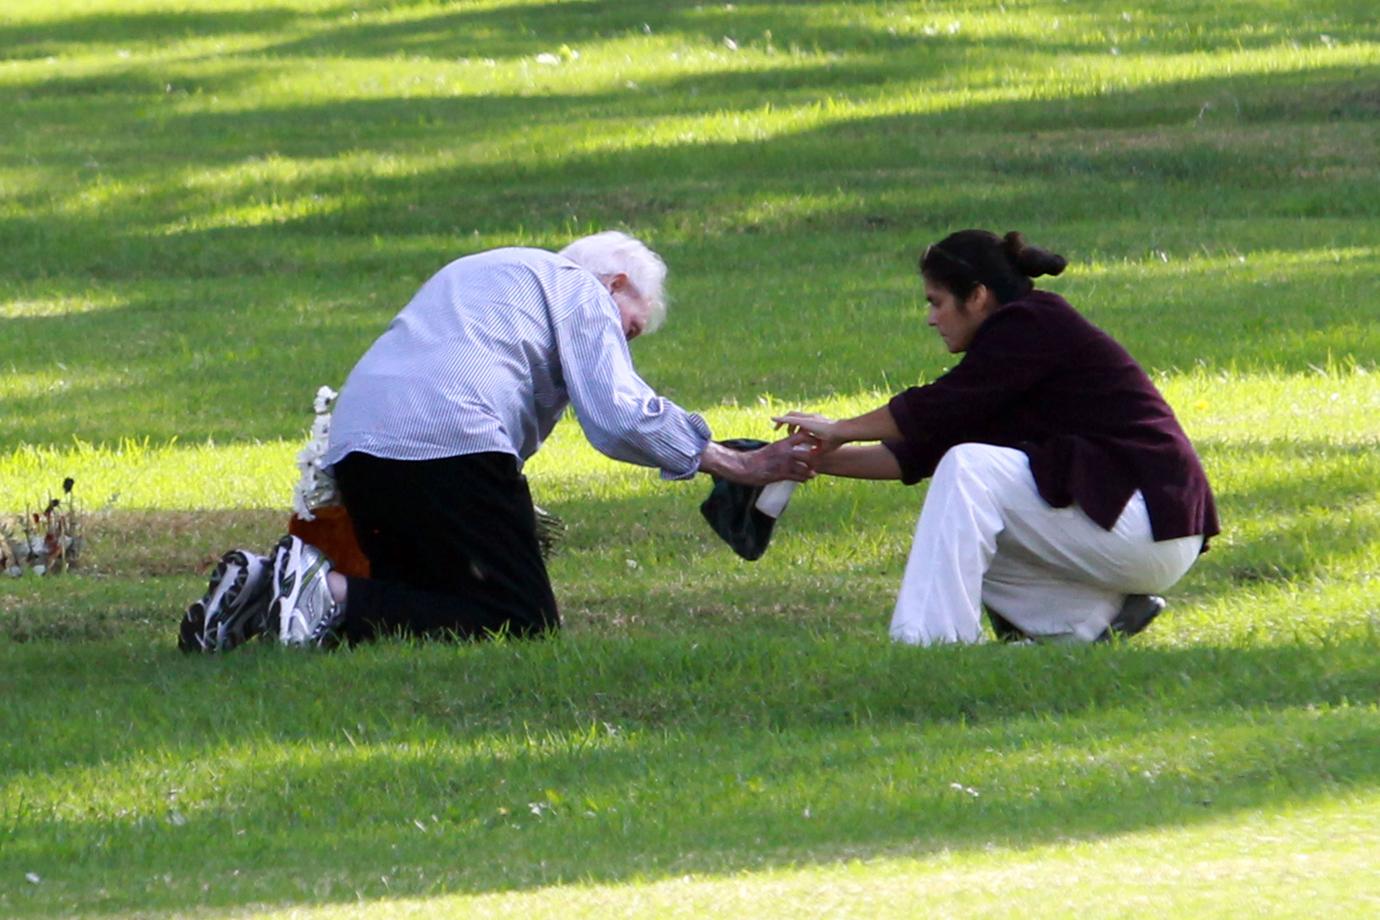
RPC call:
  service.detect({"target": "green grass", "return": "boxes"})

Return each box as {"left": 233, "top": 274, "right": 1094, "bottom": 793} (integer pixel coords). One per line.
{"left": 2, "top": 0, "right": 1379, "bottom": 916}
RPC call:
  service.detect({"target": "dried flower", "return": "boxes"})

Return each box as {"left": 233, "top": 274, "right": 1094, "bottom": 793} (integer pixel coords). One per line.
{"left": 3, "top": 477, "right": 84, "bottom": 575}
{"left": 534, "top": 505, "right": 566, "bottom": 560}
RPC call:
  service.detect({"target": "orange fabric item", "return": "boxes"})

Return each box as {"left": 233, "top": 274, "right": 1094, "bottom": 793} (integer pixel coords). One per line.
{"left": 287, "top": 505, "right": 370, "bottom": 578}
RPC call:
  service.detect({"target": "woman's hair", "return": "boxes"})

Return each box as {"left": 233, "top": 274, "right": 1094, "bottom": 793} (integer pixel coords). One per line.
{"left": 919, "top": 230, "right": 1067, "bottom": 305}
{"left": 559, "top": 230, "right": 669, "bottom": 333}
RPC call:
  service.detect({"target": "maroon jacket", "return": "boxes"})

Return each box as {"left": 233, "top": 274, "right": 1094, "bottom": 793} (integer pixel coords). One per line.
{"left": 885, "top": 290, "right": 1218, "bottom": 545}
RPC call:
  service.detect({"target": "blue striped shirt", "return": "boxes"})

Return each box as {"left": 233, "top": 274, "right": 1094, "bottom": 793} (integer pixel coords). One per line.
{"left": 323, "top": 247, "right": 712, "bottom": 479}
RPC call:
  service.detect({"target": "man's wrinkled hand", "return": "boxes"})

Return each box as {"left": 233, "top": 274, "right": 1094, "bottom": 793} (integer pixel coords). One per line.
{"left": 745, "top": 432, "right": 818, "bottom": 485}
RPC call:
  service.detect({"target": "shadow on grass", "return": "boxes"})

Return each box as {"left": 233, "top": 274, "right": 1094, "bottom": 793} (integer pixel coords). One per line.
{"left": 1, "top": 628, "right": 1378, "bottom": 915}
{"left": 10, "top": 0, "right": 1374, "bottom": 66}
{"left": 0, "top": 8, "right": 307, "bottom": 60}
{"left": 1, "top": 56, "right": 1376, "bottom": 448}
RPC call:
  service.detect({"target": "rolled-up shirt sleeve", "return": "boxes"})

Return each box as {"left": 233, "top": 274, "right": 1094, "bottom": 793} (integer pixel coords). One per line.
{"left": 551, "top": 280, "right": 712, "bottom": 480}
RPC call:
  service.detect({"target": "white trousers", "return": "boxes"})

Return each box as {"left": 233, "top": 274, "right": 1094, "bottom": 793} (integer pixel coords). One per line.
{"left": 890, "top": 444, "right": 1203, "bottom": 645}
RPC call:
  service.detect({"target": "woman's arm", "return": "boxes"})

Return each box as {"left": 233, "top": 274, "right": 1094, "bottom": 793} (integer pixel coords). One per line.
{"left": 814, "top": 444, "right": 903, "bottom": 480}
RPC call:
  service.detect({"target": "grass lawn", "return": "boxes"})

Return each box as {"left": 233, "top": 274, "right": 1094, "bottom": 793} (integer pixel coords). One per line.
{"left": 2, "top": 0, "right": 1379, "bottom": 916}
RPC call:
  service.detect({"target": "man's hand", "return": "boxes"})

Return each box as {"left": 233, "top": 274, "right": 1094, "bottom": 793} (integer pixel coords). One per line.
{"left": 699, "top": 433, "right": 817, "bottom": 486}
{"left": 748, "top": 432, "right": 820, "bottom": 484}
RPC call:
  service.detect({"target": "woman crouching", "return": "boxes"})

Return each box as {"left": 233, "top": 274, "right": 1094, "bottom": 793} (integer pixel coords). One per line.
{"left": 776, "top": 230, "right": 1218, "bottom": 645}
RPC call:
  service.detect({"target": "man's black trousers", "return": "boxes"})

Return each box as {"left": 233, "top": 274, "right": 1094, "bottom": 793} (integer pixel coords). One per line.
{"left": 333, "top": 451, "right": 560, "bottom": 642}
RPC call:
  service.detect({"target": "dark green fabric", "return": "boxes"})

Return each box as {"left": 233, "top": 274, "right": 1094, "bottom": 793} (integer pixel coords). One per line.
{"left": 699, "top": 439, "right": 777, "bottom": 561}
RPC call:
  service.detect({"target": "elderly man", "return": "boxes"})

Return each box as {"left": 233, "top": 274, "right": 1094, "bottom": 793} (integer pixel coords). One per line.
{"left": 184, "top": 232, "right": 813, "bottom": 652}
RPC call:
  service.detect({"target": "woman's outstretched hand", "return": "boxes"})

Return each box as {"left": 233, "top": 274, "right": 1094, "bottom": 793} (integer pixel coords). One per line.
{"left": 772, "top": 411, "right": 845, "bottom": 455}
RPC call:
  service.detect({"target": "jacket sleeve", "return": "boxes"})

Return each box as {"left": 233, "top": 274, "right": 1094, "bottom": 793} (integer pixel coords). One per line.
{"left": 886, "top": 304, "right": 1066, "bottom": 483}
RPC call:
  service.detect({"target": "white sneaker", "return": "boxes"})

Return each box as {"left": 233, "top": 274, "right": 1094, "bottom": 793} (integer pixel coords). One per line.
{"left": 269, "top": 536, "right": 345, "bottom": 648}
{"left": 179, "top": 549, "right": 271, "bottom": 653}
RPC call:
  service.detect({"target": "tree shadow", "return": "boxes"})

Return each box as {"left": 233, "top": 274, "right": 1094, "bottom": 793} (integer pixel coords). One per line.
{"left": 3, "top": 58, "right": 1378, "bottom": 445}
{"left": 13, "top": 0, "right": 1372, "bottom": 68}
{"left": 0, "top": 7, "right": 310, "bottom": 60}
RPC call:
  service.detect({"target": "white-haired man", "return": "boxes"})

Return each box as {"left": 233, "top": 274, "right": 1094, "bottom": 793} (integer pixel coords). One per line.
{"left": 188, "top": 232, "right": 814, "bottom": 650}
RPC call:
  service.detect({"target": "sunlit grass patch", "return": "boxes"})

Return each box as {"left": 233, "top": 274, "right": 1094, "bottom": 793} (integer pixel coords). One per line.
{"left": 0, "top": 369, "right": 1371, "bottom": 513}
{"left": 0, "top": 290, "right": 128, "bottom": 319}
{"left": 0, "top": 439, "right": 295, "bottom": 510}
{"left": 243, "top": 795, "right": 1377, "bottom": 919}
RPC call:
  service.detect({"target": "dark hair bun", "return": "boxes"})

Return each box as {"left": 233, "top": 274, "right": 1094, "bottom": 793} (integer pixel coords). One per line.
{"left": 1003, "top": 231, "right": 1067, "bottom": 278}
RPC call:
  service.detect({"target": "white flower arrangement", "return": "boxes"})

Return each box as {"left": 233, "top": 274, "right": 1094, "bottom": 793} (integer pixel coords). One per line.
{"left": 291, "top": 385, "right": 340, "bottom": 521}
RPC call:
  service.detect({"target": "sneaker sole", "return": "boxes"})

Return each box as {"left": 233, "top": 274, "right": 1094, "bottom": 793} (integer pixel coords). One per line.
{"left": 271, "top": 535, "right": 343, "bottom": 648}
{"left": 273, "top": 536, "right": 307, "bottom": 645}
{"left": 180, "top": 554, "right": 240, "bottom": 653}
{"left": 178, "top": 600, "right": 209, "bottom": 653}
{"left": 205, "top": 551, "right": 268, "bottom": 652}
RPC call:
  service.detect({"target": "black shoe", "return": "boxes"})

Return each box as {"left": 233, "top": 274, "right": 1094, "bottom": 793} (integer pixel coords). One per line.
{"left": 1098, "top": 594, "right": 1166, "bottom": 642}
{"left": 985, "top": 606, "right": 1030, "bottom": 642}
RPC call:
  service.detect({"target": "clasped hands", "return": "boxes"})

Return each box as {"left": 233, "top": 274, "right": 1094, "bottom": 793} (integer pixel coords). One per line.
{"left": 727, "top": 411, "right": 841, "bottom": 485}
